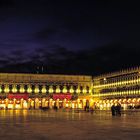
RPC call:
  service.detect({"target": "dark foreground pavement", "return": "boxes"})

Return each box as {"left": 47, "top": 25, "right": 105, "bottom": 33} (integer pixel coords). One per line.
{"left": 0, "top": 109, "right": 140, "bottom": 140}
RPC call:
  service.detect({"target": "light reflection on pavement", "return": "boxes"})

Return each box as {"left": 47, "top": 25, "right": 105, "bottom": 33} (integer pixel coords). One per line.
{"left": 0, "top": 109, "right": 140, "bottom": 140}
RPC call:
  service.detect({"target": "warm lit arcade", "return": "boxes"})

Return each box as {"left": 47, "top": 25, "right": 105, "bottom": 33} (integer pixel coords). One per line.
{"left": 0, "top": 67, "right": 140, "bottom": 110}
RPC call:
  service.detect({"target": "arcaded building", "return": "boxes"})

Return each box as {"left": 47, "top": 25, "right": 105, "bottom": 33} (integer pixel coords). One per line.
{"left": 93, "top": 67, "right": 140, "bottom": 110}
{"left": 0, "top": 67, "right": 140, "bottom": 110}
{"left": 0, "top": 73, "right": 93, "bottom": 109}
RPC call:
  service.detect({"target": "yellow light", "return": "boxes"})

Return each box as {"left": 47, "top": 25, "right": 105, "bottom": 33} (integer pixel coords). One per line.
{"left": 19, "top": 85, "right": 25, "bottom": 93}
{"left": 82, "top": 87, "right": 87, "bottom": 94}
{"left": 89, "top": 89, "right": 92, "bottom": 94}
{"left": 90, "top": 98, "right": 93, "bottom": 104}
{"left": 17, "top": 101, "right": 20, "bottom": 103}
{"left": 69, "top": 86, "right": 74, "bottom": 93}
{"left": 119, "top": 99, "right": 122, "bottom": 102}
{"left": 76, "top": 87, "right": 80, "bottom": 94}
{"left": 56, "top": 86, "right": 60, "bottom": 93}
{"left": 106, "top": 100, "right": 109, "bottom": 103}
{"left": 15, "top": 104, "right": 20, "bottom": 109}
{"left": 34, "top": 85, "right": 39, "bottom": 93}
{"left": 66, "top": 103, "right": 68, "bottom": 107}
{"left": 127, "top": 99, "right": 131, "bottom": 103}
{"left": 132, "top": 98, "right": 136, "bottom": 102}
{"left": 41, "top": 85, "right": 46, "bottom": 94}
{"left": 8, "top": 104, "right": 13, "bottom": 109}
{"left": 49, "top": 86, "right": 53, "bottom": 93}
{"left": 27, "top": 85, "right": 32, "bottom": 93}
{"left": 72, "top": 103, "right": 75, "bottom": 108}
{"left": 62, "top": 86, "right": 67, "bottom": 93}
{"left": 4, "top": 85, "right": 10, "bottom": 93}
{"left": 23, "top": 101, "right": 27, "bottom": 108}
{"left": 110, "top": 100, "right": 113, "bottom": 103}
{"left": 12, "top": 85, "right": 17, "bottom": 93}
{"left": 83, "top": 99, "right": 86, "bottom": 102}
{"left": 123, "top": 99, "right": 126, "bottom": 102}
{"left": 35, "top": 98, "right": 39, "bottom": 102}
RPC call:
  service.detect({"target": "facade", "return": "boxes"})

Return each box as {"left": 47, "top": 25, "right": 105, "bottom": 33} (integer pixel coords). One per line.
{"left": 0, "top": 73, "right": 93, "bottom": 109}
{"left": 93, "top": 67, "right": 140, "bottom": 110}
{"left": 0, "top": 67, "right": 140, "bottom": 110}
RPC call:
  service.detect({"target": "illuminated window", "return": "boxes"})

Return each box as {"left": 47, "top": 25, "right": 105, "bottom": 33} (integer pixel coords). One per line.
{"left": 27, "top": 85, "right": 32, "bottom": 93}
{"left": 34, "top": 85, "right": 39, "bottom": 94}
{"left": 49, "top": 86, "right": 53, "bottom": 93}
{"left": 4, "top": 85, "right": 10, "bottom": 93}
{"left": 12, "top": 85, "right": 17, "bottom": 93}
{"left": 69, "top": 86, "right": 74, "bottom": 93}
{"left": 41, "top": 85, "right": 47, "bottom": 94}
{"left": 19, "top": 85, "right": 25, "bottom": 93}
{"left": 62, "top": 86, "right": 67, "bottom": 93}
{"left": 56, "top": 86, "right": 60, "bottom": 93}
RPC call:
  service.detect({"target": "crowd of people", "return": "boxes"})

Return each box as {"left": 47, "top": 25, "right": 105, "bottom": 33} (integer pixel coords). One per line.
{"left": 40, "top": 102, "right": 122, "bottom": 116}
{"left": 111, "top": 103, "right": 121, "bottom": 116}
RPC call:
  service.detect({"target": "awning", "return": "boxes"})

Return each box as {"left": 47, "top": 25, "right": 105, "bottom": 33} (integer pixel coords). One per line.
{"left": 8, "top": 93, "right": 29, "bottom": 100}
{"left": 53, "top": 93, "right": 72, "bottom": 100}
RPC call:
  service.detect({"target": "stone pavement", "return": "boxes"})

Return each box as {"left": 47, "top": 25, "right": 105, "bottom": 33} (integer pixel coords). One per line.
{"left": 0, "top": 109, "right": 139, "bottom": 140}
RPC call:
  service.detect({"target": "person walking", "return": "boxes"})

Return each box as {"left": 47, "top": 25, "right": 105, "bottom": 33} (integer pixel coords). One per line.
{"left": 111, "top": 104, "right": 116, "bottom": 116}
{"left": 116, "top": 103, "right": 121, "bottom": 116}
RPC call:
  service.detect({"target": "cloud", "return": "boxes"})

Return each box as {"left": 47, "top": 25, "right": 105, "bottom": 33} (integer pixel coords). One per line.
{"left": 0, "top": 40, "right": 140, "bottom": 75}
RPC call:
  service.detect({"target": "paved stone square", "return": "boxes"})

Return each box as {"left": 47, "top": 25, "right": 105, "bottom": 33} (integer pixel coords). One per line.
{"left": 0, "top": 109, "right": 140, "bottom": 140}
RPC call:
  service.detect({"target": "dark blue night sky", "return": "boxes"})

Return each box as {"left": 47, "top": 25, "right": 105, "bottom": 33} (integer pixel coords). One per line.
{"left": 0, "top": 0, "right": 140, "bottom": 75}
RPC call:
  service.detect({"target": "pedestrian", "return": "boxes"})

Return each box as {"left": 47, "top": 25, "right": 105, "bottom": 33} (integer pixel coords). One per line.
{"left": 111, "top": 104, "right": 116, "bottom": 116}
{"left": 90, "top": 107, "right": 94, "bottom": 114}
{"left": 53, "top": 102, "right": 58, "bottom": 111}
{"left": 84, "top": 105, "right": 86, "bottom": 111}
{"left": 116, "top": 103, "right": 121, "bottom": 116}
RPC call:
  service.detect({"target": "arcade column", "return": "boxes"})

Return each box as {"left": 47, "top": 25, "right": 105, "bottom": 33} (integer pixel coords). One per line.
{"left": 35, "top": 98, "right": 39, "bottom": 109}
{"left": 89, "top": 98, "right": 94, "bottom": 108}
{"left": 27, "top": 99, "right": 31, "bottom": 109}
{"left": 5, "top": 98, "right": 8, "bottom": 109}
{"left": 77, "top": 99, "right": 80, "bottom": 108}
{"left": 42, "top": 98, "right": 46, "bottom": 107}
{"left": 56, "top": 99, "right": 59, "bottom": 109}
{"left": 49, "top": 98, "right": 53, "bottom": 109}
{"left": 63, "top": 99, "right": 66, "bottom": 108}
{"left": 20, "top": 98, "right": 24, "bottom": 109}
{"left": 83, "top": 99, "right": 86, "bottom": 109}
{"left": 13, "top": 99, "right": 16, "bottom": 109}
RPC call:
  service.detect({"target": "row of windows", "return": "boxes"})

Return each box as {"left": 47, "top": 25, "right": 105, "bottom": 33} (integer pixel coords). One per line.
{"left": 0, "top": 84, "right": 91, "bottom": 94}
{"left": 93, "top": 90, "right": 140, "bottom": 97}
{"left": 99, "top": 72, "right": 138, "bottom": 84}
{"left": 93, "top": 78, "right": 140, "bottom": 89}
{"left": 101, "top": 86, "right": 140, "bottom": 93}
